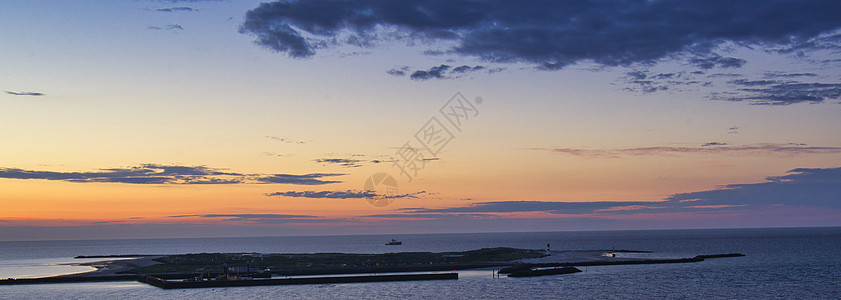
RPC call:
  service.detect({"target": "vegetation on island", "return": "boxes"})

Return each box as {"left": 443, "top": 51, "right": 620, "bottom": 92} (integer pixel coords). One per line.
{"left": 125, "top": 247, "right": 546, "bottom": 275}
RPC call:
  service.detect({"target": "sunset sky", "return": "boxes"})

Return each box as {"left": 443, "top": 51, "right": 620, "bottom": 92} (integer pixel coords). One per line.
{"left": 2, "top": 0, "right": 840, "bottom": 241}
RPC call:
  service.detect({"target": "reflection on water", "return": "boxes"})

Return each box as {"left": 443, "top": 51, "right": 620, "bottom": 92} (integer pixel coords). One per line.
{"left": 0, "top": 257, "right": 99, "bottom": 279}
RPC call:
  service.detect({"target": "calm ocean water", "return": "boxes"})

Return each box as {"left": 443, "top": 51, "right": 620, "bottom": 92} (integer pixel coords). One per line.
{"left": 1, "top": 227, "right": 840, "bottom": 299}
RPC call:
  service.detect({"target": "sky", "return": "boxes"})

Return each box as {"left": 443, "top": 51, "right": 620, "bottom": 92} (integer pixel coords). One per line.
{"left": 1, "top": 0, "right": 840, "bottom": 241}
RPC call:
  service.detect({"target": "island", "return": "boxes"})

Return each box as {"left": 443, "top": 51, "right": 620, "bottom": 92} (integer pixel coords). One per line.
{"left": 0, "top": 248, "right": 744, "bottom": 289}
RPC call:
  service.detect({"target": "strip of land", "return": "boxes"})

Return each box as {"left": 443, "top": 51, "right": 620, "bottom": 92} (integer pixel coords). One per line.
{"left": 0, "top": 248, "right": 745, "bottom": 287}
{"left": 62, "top": 256, "right": 164, "bottom": 277}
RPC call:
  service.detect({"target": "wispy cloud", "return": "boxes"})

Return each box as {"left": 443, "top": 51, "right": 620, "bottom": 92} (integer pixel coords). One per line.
{"left": 625, "top": 69, "right": 841, "bottom": 105}
{"left": 595, "top": 205, "right": 668, "bottom": 213}
{"left": 534, "top": 143, "right": 841, "bottom": 158}
{"left": 376, "top": 167, "right": 841, "bottom": 222}
{"left": 170, "top": 213, "right": 316, "bottom": 219}
{"left": 156, "top": 7, "right": 195, "bottom": 13}
{"left": 386, "top": 64, "right": 492, "bottom": 80}
{"left": 722, "top": 80, "right": 841, "bottom": 105}
{"left": 398, "top": 201, "right": 656, "bottom": 215}
{"left": 624, "top": 70, "right": 709, "bottom": 94}
{"left": 168, "top": 213, "right": 340, "bottom": 224}
{"left": 256, "top": 173, "right": 343, "bottom": 185}
{"left": 267, "top": 190, "right": 426, "bottom": 199}
{"left": 312, "top": 153, "right": 389, "bottom": 168}
{"left": 5, "top": 91, "right": 45, "bottom": 96}
{"left": 763, "top": 72, "right": 819, "bottom": 79}
{"left": 386, "top": 66, "right": 410, "bottom": 77}
{"left": 410, "top": 64, "right": 451, "bottom": 80}
{"left": 267, "top": 190, "right": 375, "bottom": 199}
{"left": 148, "top": 24, "right": 184, "bottom": 30}
{"left": 666, "top": 167, "right": 841, "bottom": 209}
{"left": 313, "top": 158, "right": 364, "bottom": 168}
{"left": 158, "top": 0, "right": 223, "bottom": 2}
{"left": 0, "top": 164, "right": 345, "bottom": 185}
{"left": 688, "top": 54, "right": 746, "bottom": 70}
{"left": 266, "top": 136, "right": 309, "bottom": 144}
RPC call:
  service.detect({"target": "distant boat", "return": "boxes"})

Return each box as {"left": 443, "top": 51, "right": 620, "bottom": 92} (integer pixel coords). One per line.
{"left": 385, "top": 239, "right": 402, "bottom": 245}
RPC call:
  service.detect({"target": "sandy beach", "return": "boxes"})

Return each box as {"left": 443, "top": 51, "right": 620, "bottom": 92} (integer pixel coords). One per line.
{"left": 59, "top": 256, "right": 163, "bottom": 277}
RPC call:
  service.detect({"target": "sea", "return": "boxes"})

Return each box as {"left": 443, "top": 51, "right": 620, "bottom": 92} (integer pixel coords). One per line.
{"left": 1, "top": 227, "right": 839, "bottom": 299}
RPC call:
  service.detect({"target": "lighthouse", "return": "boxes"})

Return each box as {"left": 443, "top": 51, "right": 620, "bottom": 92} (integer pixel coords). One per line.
{"left": 546, "top": 243, "right": 551, "bottom": 256}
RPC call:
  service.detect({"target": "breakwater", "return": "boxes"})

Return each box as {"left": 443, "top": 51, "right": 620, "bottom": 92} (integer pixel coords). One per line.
{"left": 0, "top": 275, "right": 139, "bottom": 285}
{"left": 139, "top": 272, "right": 459, "bottom": 289}
{"left": 499, "top": 253, "right": 745, "bottom": 274}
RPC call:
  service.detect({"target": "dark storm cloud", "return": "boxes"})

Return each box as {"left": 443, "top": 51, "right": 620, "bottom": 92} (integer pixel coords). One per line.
{"left": 667, "top": 167, "right": 841, "bottom": 208}
{"left": 0, "top": 164, "right": 344, "bottom": 185}
{"left": 5, "top": 91, "right": 44, "bottom": 96}
{"left": 240, "top": 0, "right": 841, "bottom": 69}
{"left": 267, "top": 190, "right": 426, "bottom": 199}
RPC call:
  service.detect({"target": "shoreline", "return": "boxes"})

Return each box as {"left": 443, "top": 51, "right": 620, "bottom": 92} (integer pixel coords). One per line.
{"left": 0, "top": 257, "right": 100, "bottom": 279}
{"left": 58, "top": 256, "right": 164, "bottom": 277}
{"left": 0, "top": 248, "right": 745, "bottom": 287}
